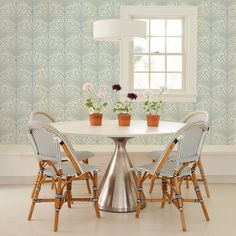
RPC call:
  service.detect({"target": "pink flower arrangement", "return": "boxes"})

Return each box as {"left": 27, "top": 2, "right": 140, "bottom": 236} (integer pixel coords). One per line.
{"left": 83, "top": 82, "right": 108, "bottom": 114}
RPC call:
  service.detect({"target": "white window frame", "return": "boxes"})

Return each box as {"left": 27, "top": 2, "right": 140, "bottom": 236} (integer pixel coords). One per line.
{"left": 120, "top": 5, "right": 198, "bottom": 102}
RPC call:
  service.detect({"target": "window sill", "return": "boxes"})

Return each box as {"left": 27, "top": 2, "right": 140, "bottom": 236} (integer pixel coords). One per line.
{"left": 120, "top": 93, "right": 197, "bottom": 103}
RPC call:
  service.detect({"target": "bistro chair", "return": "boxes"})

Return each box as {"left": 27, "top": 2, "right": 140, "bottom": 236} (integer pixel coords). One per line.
{"left": 149, "top": 111, "right": 210, "bottom": 197}
{"left": 131, "top": 121, "right": 210, "bottom": 232}
{"left": 30, "top": 110, "right": 94, "bottom": 195}
{"left": 27, "top": 122, "right": 101, "bottom": 231}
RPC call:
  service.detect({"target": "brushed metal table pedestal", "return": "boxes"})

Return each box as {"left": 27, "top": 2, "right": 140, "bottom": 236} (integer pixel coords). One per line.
{"left": 98, "top": 137, "right": 146, "bottom": 212}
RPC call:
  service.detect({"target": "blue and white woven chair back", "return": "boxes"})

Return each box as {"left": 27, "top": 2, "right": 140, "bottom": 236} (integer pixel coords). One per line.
{"left": 30, "top": 111, "right": 55, "bottom": 123}
{"left": 27, "top": 122, "right": 61, "bottom": 163}
{"left": 177, "top": 124, "right": 206, "bottom": 163}
{"left": 152, "top": 121, "right": 208, "bottom": 175}
{"left": 27, "top": 122, "right": 83, "bottom": 174}
{"left": 182, "top": 111, "right": 209, "bottom": 124}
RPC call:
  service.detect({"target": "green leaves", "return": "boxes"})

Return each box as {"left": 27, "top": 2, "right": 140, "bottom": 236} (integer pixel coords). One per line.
{"left": 85, "top": 98, "right": 108, "bottom": 114}
{"left": 143, "top": 100, "right": 163, "bottom": 114}
{"left": 113, "top": 101, "right": 132, "bottom": 114}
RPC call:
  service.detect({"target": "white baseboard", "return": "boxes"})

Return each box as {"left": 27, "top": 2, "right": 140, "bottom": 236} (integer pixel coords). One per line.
{"left": 206, "top": 175, "right": 236, "bottom": 184}
{"left": 0, "top": 144, "right": 235, "bottom": 184}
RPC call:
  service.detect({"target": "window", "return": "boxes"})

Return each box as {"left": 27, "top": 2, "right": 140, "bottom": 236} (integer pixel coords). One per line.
{"left": 133, "top": 18, "right": 183, "bottom": 90}
{"left": 120, "top": 6, "right": 198, "bottom": 102}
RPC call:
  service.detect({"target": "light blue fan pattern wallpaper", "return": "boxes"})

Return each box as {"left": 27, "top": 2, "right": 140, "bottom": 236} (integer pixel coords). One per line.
{"left": 0, "top": 0, "right": 235, "bottom": 145}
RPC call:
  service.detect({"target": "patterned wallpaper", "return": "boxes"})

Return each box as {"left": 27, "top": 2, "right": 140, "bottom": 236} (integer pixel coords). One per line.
{"left": 0, "top": 0, "right": 235, "bottom": 145}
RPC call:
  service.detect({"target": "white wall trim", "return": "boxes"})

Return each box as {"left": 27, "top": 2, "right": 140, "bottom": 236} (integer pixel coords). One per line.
{"left": 0, "top": 144, "right": 235, "bottom": 154}
{"left": 0, "top": 144, "right": 235, "bottom": 184}
{"left": 120, "top": 5, "right": 198, "bottom": 102}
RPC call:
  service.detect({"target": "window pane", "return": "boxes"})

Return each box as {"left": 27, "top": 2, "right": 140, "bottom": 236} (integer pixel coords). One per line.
{"left": 151, "top": 55, "right": 165, "bottom": 71}
{"left": 167, "top": 73, "right": 182, "bottom": 89}
{"left": 134, "top": 73, "right": 149, "bottom": 89}
{"left": 134, "top": 55, "right": 149, "bottom": 71}
{"left": 166, "top": 19, "right": 182, "bottom": 36}
{"left": 150, "top": 37, "right": 165, "bottom": 53}
{"left": 150, "top": 73, "right": 165, "bottom": 89}
{"left": 134, "top": 38, "right": 149, "bottom": 53}
{"left": 166, "top": 37, "right": 182, "bottom": 53}
{"left": 150, "top": 19, "right": 165, "bottom": 36}
{"left": 167, "top": 55, "right": 182, "bottom": 71}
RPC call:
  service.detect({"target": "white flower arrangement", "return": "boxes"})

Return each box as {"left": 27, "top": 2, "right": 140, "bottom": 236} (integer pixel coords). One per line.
{"left": 143, "top": 87, "right": 167, "bottom": 115}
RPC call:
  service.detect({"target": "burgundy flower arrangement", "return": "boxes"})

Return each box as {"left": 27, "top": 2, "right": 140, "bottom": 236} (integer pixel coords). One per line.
{"left": 112, "top": 84, "right": 138, "bottom": 126}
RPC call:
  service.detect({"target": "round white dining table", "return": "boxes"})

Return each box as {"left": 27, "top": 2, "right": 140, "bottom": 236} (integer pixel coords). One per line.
{"left": 51, "top": 120, "right": 185, "bottom": 213}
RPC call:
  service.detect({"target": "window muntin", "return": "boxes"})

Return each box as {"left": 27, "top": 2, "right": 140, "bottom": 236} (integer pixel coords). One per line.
{"left": 132, "top": 18, "right": 184, "bottom": 91}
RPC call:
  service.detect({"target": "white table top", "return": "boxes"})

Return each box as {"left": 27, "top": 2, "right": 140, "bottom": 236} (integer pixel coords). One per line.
{"left": 51, "top": 120, "right": 185, "bottom": 138}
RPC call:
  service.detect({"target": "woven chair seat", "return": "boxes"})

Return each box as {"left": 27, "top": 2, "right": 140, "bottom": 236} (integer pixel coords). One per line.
{"left": 44, "top": 161, "right": 102, "bottom": 178}
{"left": 132, "top": 160, "right": 191, "bottom": 178}
{"left": 148, "top": 151, "right": 198, "bottom": 165}
{"left": 149, "top": 150, "right": 176, "bottom": 161}
{"left": 61, "top": 151, "right": 94, "bottom": 161}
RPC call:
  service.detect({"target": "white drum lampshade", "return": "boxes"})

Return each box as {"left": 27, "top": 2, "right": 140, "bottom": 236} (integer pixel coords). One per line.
{"left": 93, "top": 19, "right": 147, "bottom": 41}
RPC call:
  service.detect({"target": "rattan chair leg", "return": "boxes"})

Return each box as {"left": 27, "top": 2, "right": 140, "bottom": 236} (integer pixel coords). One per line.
{"left": 31, "top": 171, "right": 41, "bottom": 198}
{"left": 54, "top": 209, "right": 60, "bottom": 232}
{"left": 66, "top": 177, "right": 72, "bottom": 208}
{"left": 149, "top": 178, "right": 155, "bottom": 194}
{"left": 173, "top": 177, "right": 186, "bottom": 232}
{"left": 161, "top": 179, "right": 167, "bottom": 208}
{"left": 86, "top": 174, "right": 91, "bottom": 194}
{"left": 136, "top": 172, "right": 143, "bottom": 218}
{"left": 82, "top": 159, "right": 91, "bottom": 194}
{"left": 92, "top": 171, "right": 100, "bottom": 218}
{"left": 169, "top": 178, "right": 174, "bottom": 204}
{"left": 28, "top": 173, "right": 44, "bottom": 220}
{"left": 51, "top": 179, "right": 55, "bottom": 190}
{"left": 54, "top": 177, "right": 64, "bottom": 232}
{"left": 197, "top": 159, "right": 210, "bottom": 198}
{"left": 191, "top": 172, "right": 210, "bottom": 221}
{"left": 149, "top": 159, "right": 156, "bottom": 193}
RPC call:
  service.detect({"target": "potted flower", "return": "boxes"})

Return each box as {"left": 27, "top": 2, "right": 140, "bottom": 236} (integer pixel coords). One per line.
{"left": 112, "top": 84, "right": 138, "bottom": 126}
{"left": 83, "top": 82, "right": 108, "bottom": 126}
{"left": 143, "top": 87, "right": 166, "bottom": 127}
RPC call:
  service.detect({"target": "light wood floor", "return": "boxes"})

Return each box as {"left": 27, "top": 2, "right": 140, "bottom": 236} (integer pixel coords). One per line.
{"left": 0, "top": 183, "right": 235, "bottom": 236}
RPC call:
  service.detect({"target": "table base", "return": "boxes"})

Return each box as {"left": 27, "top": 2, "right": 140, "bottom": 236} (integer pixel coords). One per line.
{"left": 98, "top": 137, "right": 145, "bottom": 213}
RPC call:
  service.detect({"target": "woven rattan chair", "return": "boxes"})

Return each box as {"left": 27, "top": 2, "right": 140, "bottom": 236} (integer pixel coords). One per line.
{"left": 30, "top": 111, "right": 94, "bottom": 162}
{"left": 149, "top": 111, "right": 210, "bottom": 197}
{"left": 131, "top": 121, "right": 210, "bottom": 232}
{"left": 29, "top": 111, "right": 94, "bottom": 195}
{"left": 27, "top": 122, "right": 101, "bottom": 231}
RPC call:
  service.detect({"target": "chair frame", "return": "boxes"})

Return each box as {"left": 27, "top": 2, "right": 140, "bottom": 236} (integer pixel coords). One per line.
{"left": 179, "top": 111, "right": 210, "bottom": 196}
{"left": 29, "top": 110, "right": 92, "bottom": 196}
{"left": 30, "top": 110, "right": 56, "bottom": 123}
{"left": 27, "top": 122, "right": 100, "bottom": 232}
{"left": 133, "top": 122, "right": 210, "bottom": 232}
{"left": 149, "top": 111, "right": 211, "bottom": 198}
